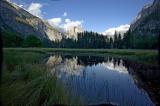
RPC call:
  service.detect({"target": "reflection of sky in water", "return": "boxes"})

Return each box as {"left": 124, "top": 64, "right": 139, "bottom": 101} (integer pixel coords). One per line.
{"left": 102, "top": 59, "right": 128, "bottom": 74}
{"left": 46, "top": 55, "right": 154, "bottom": 106}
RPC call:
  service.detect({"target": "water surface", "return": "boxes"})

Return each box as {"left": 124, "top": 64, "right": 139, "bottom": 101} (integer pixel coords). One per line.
{"left": 45, "top": 55, "right": 155, "bottom": 106}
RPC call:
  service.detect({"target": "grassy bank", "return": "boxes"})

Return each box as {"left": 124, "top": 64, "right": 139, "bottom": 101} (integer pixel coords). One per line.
{"left": 3, "top": 48, "right": 159, "bottom": 66}
{"left": 1, "top": 50, "right": 69, "bottom": 106}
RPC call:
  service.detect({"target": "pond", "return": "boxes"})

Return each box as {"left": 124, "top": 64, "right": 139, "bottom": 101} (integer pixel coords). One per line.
{"left": 45, "top": 54, "right": 158, "bottom": 106}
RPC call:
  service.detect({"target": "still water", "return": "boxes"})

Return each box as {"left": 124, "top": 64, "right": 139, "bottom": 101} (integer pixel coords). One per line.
{"left": 45, "top": 54, "right": 155, "bottom": 106}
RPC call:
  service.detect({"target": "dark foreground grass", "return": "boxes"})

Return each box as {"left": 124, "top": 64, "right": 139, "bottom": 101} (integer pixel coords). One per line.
{"left": 0, "top": 50, "right": 72, "bottom": 106}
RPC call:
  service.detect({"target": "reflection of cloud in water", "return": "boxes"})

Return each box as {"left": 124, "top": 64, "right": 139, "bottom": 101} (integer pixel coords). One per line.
{"left": 46, "top": 56, "right": 84, "bottom": 77}
{"left": 102, "top": 59, "right": 128, "bottom": 74}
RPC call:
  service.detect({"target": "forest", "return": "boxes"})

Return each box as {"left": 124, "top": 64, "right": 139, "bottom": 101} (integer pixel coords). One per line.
{"left": 52, "top": 30, "right": 158, "bottom": 49}
{"left": 2, "top": 30, "right": 158, "bottom": 49}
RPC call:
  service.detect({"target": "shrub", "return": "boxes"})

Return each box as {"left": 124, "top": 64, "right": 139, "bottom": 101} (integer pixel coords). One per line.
{"left": 23, "top": 35, "right": 43, "bottom": 47}
{"left": 2, "top": 30, "right": 24, "bottom": 47}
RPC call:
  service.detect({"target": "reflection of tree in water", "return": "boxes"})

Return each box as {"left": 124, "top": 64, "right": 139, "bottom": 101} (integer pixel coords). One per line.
{"left": 109, "top": 58, "right": 160, "bottom": 105}
{"left": 77, "top": 56, "right": 106, "bottom": 66}
{"left": 123, "top": 60, "right": 160, "bottom": 80}
{"left": 46, "top": 55, "right": 159, "bottom": 79}
{"left": 122, "top": 60, "right": 160, "bottom": 105}
{"left": 45, "top": 55, "right": 158, "bottom": 105}
{"left": 46, "top": 55, "right": 129, "bottom": 78}
{"left": 61, "top": 55, "right": 123, "bottom": 67}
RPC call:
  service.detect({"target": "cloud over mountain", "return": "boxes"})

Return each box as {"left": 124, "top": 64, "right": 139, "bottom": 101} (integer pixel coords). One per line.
{"left": 27, "top": 3, "right": 43, "bottom": 18}
{"left": 64, "top": 19, "right": 83, "bottom": 31}
{"left": 48, "top": 18, "right": 62, "bottom": 26}
{"left": 103, "top": 24, "right": 130, "bottom": 37}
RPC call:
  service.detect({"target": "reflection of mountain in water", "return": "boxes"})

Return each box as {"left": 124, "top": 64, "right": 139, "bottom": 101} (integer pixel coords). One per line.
{"left": 46, "top": 55, "right": 129, "bottom": 76}
{"left": 45, "top": 55, "right": 159, "bottom": 105}
{"left": 46, "top": 55, "right": 159, "bottom": 77}
{"left": 47, "top": 56, "right": 84, "bottom": 77}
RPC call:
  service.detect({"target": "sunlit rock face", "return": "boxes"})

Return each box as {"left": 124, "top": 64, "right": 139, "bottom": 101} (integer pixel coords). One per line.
{"left": 65, "top": 26, "right": 84, "bottom": 40}
{"left": 44, "top": 22, "right": 62, "bottom": 41}
{"left": 130, "top": 0, "right": 160, "bottom": 36}
{"left": 0, "top": 0, "right": 62, "bottom": 46}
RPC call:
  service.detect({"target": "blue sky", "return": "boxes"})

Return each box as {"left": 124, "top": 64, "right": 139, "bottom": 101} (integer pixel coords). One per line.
{"left": 12, "top": 0, "right": 153, "bottom": 34}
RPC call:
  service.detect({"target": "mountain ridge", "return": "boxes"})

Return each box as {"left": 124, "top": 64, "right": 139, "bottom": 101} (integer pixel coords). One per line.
{"left": 0, "top": 0, "right": 63, "bottom": 46}
{"left": 129, "top": 0, "right": 160, "bottom": 36}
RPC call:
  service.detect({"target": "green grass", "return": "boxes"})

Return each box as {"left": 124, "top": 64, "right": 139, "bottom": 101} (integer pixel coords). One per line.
{"left": 3, "top": 48, "right": 158, "bottom": 66}
{"left": 1, "top": 50, "right": 69, "bottom": 106}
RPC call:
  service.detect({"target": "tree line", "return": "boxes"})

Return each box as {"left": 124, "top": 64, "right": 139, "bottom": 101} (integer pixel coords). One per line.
{"left": 2, "top": 30, "right": 158, "bottom": 49}
{"left": 52, "top": 30, "right": 158, "bottom": 49}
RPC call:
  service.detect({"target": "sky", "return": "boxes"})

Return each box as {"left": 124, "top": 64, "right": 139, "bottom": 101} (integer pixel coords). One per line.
{"left": 11, "top": 0, "right": 153, "bottom": 35}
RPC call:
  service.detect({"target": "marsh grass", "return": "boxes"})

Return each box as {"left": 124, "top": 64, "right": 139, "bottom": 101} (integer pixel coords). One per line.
{"left": 4, "top": 48, "right": 158, "bottom": 65}
{"left": 1, "top": 50, "right": 69, "bottom": 106}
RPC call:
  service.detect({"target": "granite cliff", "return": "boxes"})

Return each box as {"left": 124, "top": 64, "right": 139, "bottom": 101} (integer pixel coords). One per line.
{"left": 0, "top": 0, "right": 63, "bottom": 46}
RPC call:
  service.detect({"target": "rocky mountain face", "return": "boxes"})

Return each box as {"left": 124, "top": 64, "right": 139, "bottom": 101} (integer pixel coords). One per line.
{"left": 65, "top": 26, "right": 84, "bottom": 40}
{"left": 0, "top": 0, "right": 62, "bottom": 46}
{"left": 130, "top": 0, "right": 160, "bottom": 36}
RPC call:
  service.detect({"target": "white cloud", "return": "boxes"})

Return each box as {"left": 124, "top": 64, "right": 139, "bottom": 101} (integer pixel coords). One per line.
{"left": 8, "top": 1, "right": 43, "bottom": 17}
{"left": 64, "top": 19, "right": 83, "bottom": 30}
{"left": 48, "top": 18, "right": 62, "bottom": 26}
{"left": 48, "top": 18, "right": 84, "bottom": 31}
{"left": 47, "top": 17, "right": 84, "bottom": 39}
{"left": 27, "top": 3, "right": 43, "bottom": 18}
{"left": 63, "top": 12, "right": 67, "bottom": 17}
{"left": 65, "top": 19, "right": 70, "bottom": 23}
{"left": 7, "top": 0, "right": 26, "bottom": 9}
{"left": 103, "top": 24, "right": 130, "bottom": 37}
{"left": 18, "top": 4, "right": 23, "bottom": 8}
